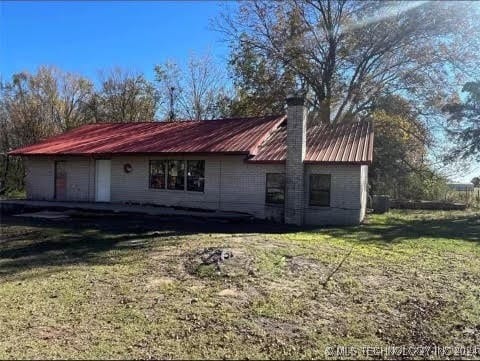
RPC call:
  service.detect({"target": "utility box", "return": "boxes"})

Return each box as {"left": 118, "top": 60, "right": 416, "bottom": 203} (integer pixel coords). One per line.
{"left": 373, "top": 195, "right": 390, "bottom": 214}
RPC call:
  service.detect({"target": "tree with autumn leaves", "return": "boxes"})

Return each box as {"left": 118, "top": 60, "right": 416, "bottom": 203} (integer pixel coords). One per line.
{"left": 217, "top": 0, "right": 480, "bottom": 199}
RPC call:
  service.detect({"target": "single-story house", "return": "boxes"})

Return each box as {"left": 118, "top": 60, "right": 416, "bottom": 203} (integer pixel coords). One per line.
{"left": 9, "top": 93, "right": 374, "bottom": 225}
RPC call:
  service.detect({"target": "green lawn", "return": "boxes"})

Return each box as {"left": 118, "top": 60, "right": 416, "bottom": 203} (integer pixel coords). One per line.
{"left": 0, "top": 210, "right": 479, "bottom": 359}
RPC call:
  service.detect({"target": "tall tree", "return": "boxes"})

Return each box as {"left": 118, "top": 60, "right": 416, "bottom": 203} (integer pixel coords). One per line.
{"left": 0, "top": 67, "right": 94, "bottom": 192}
{"left": 154, "top": 53, "right": 230, "bottom": 120}
{"left": 369, "top": 95, "right": 436, "bottom": 198}
{"left": 443, "top": 81, "right": 480, "bottom": 161}
{"left": 228, "top": 40, "right": 296, "bottom": 116}
{"left": 56, "top": 71, "right": 95, "bottom": 130}
{"left": 1, "top": 66, "right": 93, "bottom": 146}
{"left": 217, "top": 0, "right": 480, "bottom": 124}
{"left": 90, "top": 68, "right": 159, "bottom": 123}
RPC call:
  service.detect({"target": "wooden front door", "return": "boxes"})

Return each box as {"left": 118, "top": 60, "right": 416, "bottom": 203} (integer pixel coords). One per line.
{"left": 54, "top": 161, "right": 67, "bottom": 200}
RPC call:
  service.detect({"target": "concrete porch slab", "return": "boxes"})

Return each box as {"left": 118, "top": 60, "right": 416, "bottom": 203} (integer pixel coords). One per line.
{"left": 0, "top": 200, "right": 253, "bottom": 221}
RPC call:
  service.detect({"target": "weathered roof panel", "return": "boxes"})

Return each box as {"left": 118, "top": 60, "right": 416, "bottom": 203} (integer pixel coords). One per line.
{"left": 9, "top": 115, "right": 373, "bottom": 164}
{"left": 9, "top": 115, "right": 285, "bottom": 156}
{"left": 249, "top": 120, "right": 373, "bottom": 164}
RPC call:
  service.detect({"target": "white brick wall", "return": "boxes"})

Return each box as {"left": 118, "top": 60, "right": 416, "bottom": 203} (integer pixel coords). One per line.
{"left": 24, "top": 156, "right": 95, "bottom": 201}
{"left": 65, "top": 157, "right": 94, "bottom": 201}
{"left": 24, "top": 155, "right": 283, "bottom": 219}
{"left": 24, "top": 157, "right": 55, "bottom": 200}
{"left": 111, "top": 155, "right": 284, "bottom": 218}
{"left": 24, "top": 155, "right": 366, "bottom": 225}
{"left": 304, "top": 164, "right": 366, "bottom": 225}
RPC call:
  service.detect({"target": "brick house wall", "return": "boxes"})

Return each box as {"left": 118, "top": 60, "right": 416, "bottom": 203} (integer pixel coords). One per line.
{"left": 110, "top": 154, "right": 285, "bottom": 219}
{"left": 23, "top": 155, "right": 366, "bottom": 225}
{"left": 24, "top": 155, "right": 285, "bottom": 220}
{"left": 24, "top": 156, "right": 95, "bottom": 201}
{"left": 304, "top": 164, "right": 368, "bottom": 225}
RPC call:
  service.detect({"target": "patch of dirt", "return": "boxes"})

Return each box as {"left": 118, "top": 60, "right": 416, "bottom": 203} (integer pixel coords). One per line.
{"left": 358, "top": 273, "right": 395, "bottom": 290}
{"left": 286, "top": 256, "right": 328, "bottom": 274}
{"left": 146, "top": 277, "right": 175, "bottom": 289}
{"left": 390, "top": 296, "right": 449, "bottom": 345}
{"left": 218, "top": 288, "right": 242, "bottom": 297}
{"left": 253, "top": 317, "right": 318, "bottom": 356}
{"left": 184, "top": 247, "right": 255, "bottom": 278}
{"left": 265, "top": 279, "right": 309, "bottom": 297}
{"left": 256, "top": 317, "right": 303, "bottom": 337}
{"left": 31, "top": 325, "right": 73, "bottom": 340}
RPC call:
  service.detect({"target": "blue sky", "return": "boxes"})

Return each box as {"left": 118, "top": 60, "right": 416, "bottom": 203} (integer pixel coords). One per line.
{"left": 0, "top": 1, "right": 229, "bottom": 81}
{"left": 0, "top": 1, "right": 478, "bottom": 182}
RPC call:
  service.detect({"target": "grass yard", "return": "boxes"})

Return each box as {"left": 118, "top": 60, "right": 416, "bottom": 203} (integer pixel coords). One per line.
{"left": 0, "top": 210, "right": 479, "bottom": 359}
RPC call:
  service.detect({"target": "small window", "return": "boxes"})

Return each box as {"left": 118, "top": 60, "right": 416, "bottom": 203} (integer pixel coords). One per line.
{"left": 310, "top": 174, "right": 331, "bottom": 207}
{"left": 149, "top": 160, "right": 165, "bottom": 189}
{"left": 266, "top": 173, "right": 285, "bottom": 204}
{"left": 187, "top": 160, "right": 205, "bottom": 192}
{"left": 167, "top": 160, "right": 185, "bottom": 190}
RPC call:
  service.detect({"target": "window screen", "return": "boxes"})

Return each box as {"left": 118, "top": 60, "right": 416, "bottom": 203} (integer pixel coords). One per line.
{"left": 266, "top": 173, "right": 285, "bottom": 204}
{"left": 149, "top": 160, "right": 165, "bottom": 189}
{"left": 167, "top": 160, "right": 185, "bottom": 190}
{"left": 309, "top": 174, "right": 331, "bottom": 206}
{"left": 187, "top": 160, "right": 205, "bottom": 192}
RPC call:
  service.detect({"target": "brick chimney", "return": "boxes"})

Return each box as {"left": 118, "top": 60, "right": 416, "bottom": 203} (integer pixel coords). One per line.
{"left": 284, "top": 91, "right": 307, "bottom": 225}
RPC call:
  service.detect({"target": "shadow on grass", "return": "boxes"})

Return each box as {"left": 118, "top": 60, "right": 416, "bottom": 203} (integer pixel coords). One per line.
{"left": 1, "top": 210, "right": 478, "bottom": 280}
{"left": 0, "top": 213, "right": 297, "bottom": 279}
{"left": 328, "top": 212, "right": 480, "bottom": 245}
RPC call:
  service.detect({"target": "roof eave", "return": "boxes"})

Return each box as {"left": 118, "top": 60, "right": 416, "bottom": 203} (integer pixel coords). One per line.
{"left": 10, "top": 150, "right": 253, "bottom": 157}
{"left": 303, "top": 160, "right": 372, "bottom": 166}
{"left": 246, "top": 159, "right": 372, "bottom": 165}
{"left": 245, "top": 159, "right": 286, "bottom": 164}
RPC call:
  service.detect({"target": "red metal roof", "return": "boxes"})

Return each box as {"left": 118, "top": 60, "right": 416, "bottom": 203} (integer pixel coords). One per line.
{"left": 249, "top": 120, "right": 373, "bottom": 164}
{"left": 9, "top": 115, "right": 285, "bottom": 156}
{"left": 9, "top": 115, "right": 373, "bottom": 164}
